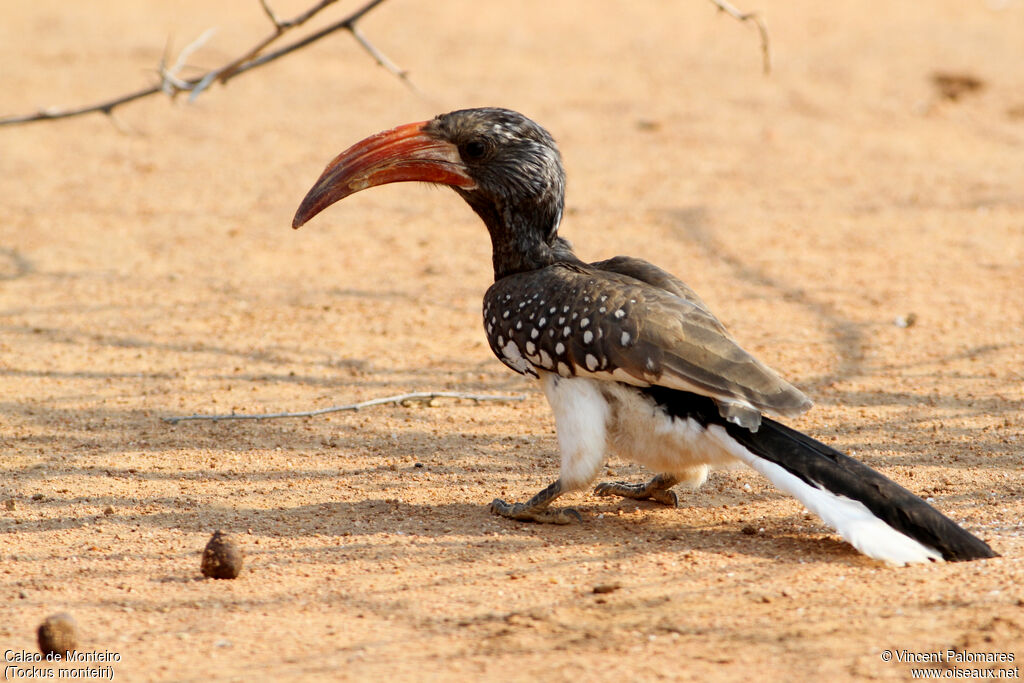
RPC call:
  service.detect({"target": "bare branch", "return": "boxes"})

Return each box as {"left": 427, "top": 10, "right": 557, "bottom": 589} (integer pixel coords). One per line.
{"left": 0, "top": 0, "right": 403, "bottom": 126}
{"left": 707, "top": 0, "right": 771, "bottom": 75}
{"left": 162, "top": 391, "right": 526, "bottom": 425}
{"left": 258, "top": 0, "right": 285, "bottom": 27}
{"left": 278, "top": 0, "right": 344, "bottom": 30}
{"left": 227, "top": 0, "right": 393, "bottom": 81}
{"left": 349, "top": 22, "right": 415, "bottom": 89}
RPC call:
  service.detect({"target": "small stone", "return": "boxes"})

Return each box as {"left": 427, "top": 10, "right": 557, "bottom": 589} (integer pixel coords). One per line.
{"left": 38, "top": 613, "right": 78, "bottom": 657}
{"left": 894, "top": 313, "right": 917, "bottom": 328}
{"left": 103, "top": 506, "right": 115, "bottom": 516}
{"left": 413, "top": 462, "right": 425, "bottom": 469}
{"left": 4, "top": 499, "right": 15, "bottom": 511}
{"left": 592, "top": 583, "right": 621, "bottom": 595}
{"left": 31, "top": 493, "right": 45, "bottom": 501}
{"left": 931, "top": 72, "right": 984, "bottom": 101}
{"left": 201, "top": 530, "right": 244, "bottom": 580}
{"left": 741, "top": 525, "right": 757, "bottom": 535}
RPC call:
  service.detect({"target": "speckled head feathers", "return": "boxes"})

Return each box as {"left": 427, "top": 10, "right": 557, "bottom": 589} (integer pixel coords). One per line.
{"left": 423, "top": 108, "right": 567, "bottom": 251}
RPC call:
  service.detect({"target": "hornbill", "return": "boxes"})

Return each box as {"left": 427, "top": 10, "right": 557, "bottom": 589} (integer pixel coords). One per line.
{"left": 292, "top": 107, "right": 996, "bottom": 565}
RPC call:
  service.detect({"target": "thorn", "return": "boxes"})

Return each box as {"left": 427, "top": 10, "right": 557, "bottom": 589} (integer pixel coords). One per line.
{"left": 189, "top": 72, "right": 220, "bottom": 103}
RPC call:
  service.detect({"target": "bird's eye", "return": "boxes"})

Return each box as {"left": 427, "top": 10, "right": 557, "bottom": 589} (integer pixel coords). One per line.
{"left": 461, "top": 140, "right": 488, "bottom": 161}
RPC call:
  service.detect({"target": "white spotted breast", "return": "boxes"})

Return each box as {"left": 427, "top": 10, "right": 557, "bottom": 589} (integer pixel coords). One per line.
{"left": 482, "top": 263, "right": 648, "bottom": 384}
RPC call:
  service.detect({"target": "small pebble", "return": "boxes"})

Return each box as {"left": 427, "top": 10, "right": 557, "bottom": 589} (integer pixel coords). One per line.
{"left": 592, "top": 583, "right": 621, "bottom": 594}
{"left": 894, "top": 313, "right": 917, "bottom": 328}
{"left": 741, "top": 525, "right": 758, "bottom": 535}
{"left": 201, "top": 530, "right": 244, "bottom": 580}
{"left": 38, "top": 613, "right": 78, "bottom": 657}
{"left": 4, "top": 499, "right": 15, "bottom": 511}
{"left": 103, "top": 506, "right": 115, "bottom": 516}
{"left": 31, "top": 493, "right": 45, "bottom": 501}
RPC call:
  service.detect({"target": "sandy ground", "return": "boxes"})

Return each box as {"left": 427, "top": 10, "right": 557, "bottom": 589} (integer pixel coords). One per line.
{"left": 2, "top": 0, "right": 1023, "bottom": 680}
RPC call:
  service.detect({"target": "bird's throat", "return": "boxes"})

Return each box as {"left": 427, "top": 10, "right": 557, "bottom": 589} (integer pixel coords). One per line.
{"left": 463, "top": 193, "right": 571, "bottom": 280}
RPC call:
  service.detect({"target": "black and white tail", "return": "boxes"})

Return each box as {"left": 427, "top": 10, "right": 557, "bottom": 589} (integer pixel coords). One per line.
{"left": 706, "top": 417, "right": 997, "bottom": 565}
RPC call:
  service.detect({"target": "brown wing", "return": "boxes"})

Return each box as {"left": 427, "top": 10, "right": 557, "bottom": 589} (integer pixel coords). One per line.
{"left": 483, "top": 261, "right": 812, "bottom": 430}
{"left": 590, "top": 255, "right": 711, "bottom": 309}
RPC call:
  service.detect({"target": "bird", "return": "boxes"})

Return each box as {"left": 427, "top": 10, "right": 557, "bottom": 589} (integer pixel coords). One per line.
{"left": 292, "top": 107, "right": 996, "bottom": 565}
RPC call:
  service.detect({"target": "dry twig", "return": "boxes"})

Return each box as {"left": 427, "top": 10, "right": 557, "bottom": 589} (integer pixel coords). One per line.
{"left": 707, "top": 0, "right": 771, "bottom": 74}
{"left": 163, "top": 391, "right": 526, "bottom": 425}
{"left": 0, "top": 0, "right": 404, "bottom": 126}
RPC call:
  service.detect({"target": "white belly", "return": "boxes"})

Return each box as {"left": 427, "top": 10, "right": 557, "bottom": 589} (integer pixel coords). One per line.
{"left": 599, "top": 381, "right": 742, "bottom": 481}
{"left": 540, "top": 373, "right": 741, "bottom": 490}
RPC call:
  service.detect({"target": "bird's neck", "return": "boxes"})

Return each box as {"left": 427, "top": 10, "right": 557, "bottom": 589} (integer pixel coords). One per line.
{"left": 465, "top": 194, "right": 577, "bottom": 280}
{"left": 490, "top": 233, "right": 579, "bottom": 281}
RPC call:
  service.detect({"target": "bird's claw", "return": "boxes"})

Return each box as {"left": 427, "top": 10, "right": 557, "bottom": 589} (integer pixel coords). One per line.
{"left": 489, "top": 498, "right": 582, "bottom": 525}
{"left": 594, "top": 480, "right": 679, "bottom": 507}
{"left": 650, "top": 488, "right": 679, "bottom": 507}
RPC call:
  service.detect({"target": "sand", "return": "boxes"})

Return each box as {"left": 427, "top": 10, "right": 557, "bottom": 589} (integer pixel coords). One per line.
{"left": 1, "top": 0, "right": 1022, "bottom": 680}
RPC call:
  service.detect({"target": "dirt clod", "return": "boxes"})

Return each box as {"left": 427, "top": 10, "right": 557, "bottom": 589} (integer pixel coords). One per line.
{"left": 201, "top": 530, "right": 244, "bottom": 580}
{"left": 37, "top": 613, "right": 78, "bottom": 657}
{"left": 931, "top": 71, "right": 985, "bottom": 101}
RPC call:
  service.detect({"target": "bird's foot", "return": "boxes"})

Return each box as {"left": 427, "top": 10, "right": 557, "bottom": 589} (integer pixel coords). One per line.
{"left": 489, "top": 498, "right": 582, "bottom": 525}
{"left": 594, "top": 473, "right": 680, "bottom": 507}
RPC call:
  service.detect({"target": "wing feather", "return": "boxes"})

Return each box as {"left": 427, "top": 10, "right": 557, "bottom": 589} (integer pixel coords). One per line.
{"left": 483, "top": 260, "right": 812, "bottom": 429}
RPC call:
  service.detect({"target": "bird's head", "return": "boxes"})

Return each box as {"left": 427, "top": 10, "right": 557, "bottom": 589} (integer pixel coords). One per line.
{"left": 293, "top": 108, "right": 569, "bottom": 279}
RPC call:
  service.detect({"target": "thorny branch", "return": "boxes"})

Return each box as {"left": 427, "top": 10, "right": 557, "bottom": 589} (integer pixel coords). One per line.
{"left": 0, "top": 0, "right": 404, "bottom": 126}
{"left": 2, "top": 0, "right": 771, "bottom": 126}
{"left": 163, "top": 392, "right": 526, "bottom": 425}
{"left": 708, "top": 0, "right": 771, "bottom": 74}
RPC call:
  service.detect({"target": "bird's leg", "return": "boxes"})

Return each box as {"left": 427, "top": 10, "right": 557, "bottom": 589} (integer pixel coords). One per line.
{"left": 490, "top": 480, "right": 582, "bottom": 525}
{"left": 594, "top": 473, "right": 680, "bottom": 507}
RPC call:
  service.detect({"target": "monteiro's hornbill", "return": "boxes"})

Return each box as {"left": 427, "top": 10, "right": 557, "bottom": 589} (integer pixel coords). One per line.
{"left": 292, "top": 107, "right": 996, "bottom": 565}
